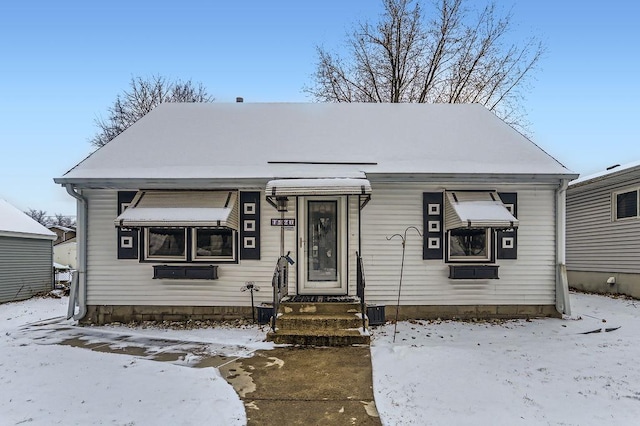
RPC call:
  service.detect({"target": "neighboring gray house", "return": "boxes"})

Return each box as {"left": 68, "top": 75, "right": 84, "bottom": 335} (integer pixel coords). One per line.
{"left": 55, "top": 102, "right": 577, "bottom": 326}
{"left": 0, "top": 199, "right": 57, "bottom": 303}
{"left": 566, "top": 161, "right": 640, "bottom": 297}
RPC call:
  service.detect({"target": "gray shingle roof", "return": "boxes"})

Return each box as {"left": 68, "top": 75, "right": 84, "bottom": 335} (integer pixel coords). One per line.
{"left": 57, "top": 103, "right": 575, "bottom": 184}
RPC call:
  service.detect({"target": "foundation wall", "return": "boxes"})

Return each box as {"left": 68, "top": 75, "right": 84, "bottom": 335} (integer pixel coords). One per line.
{"left": 568, "top": 270, "right": 640, "bottom": 299}
{"left": 83, "top": 305, "right": 254, "bottom": 325}
{"left": 386, "top": 304, "right": 560, "bottom": 321}
{"left": 83, "top": 303, "right": 560, "bottom": 325}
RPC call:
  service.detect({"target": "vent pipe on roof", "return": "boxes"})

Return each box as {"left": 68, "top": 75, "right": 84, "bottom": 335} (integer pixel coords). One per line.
{"left": 236, "top": 97, "right": 244, "bottom": 103}
{"left": 606, "top": 164, "right": 620, "bottom": 170}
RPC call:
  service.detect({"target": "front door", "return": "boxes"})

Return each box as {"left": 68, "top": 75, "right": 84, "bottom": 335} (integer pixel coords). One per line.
{"left": 298, "top": 197, "right": 348, "bottom": 295}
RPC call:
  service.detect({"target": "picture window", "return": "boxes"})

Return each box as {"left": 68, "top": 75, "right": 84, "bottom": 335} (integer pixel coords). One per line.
{"left": 448, "top": 228, "right": 490, "bottom": 261}
{"left": 193, "top": 228, "right": 235, "bottom": 260}
{"left": 144, "top": 227, "right": 236, "bottom": 262}
{"left": 145, "top": 228, "right": 187, "bottom": 260}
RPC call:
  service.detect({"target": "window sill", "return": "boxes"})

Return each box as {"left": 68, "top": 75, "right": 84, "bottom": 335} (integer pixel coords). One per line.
{"left": 153, "top": 265, "right": 219, "bottom": 280}
{"left": 448, "top": 265, "right": 499, "bottom": 279}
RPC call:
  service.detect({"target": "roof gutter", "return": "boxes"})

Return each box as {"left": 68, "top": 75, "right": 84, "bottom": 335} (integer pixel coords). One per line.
{"left": 555, "top": 178, "right": 571, "bottom": 316}
{"left": 64, "top": 184, "right": 88, "bottom": 321}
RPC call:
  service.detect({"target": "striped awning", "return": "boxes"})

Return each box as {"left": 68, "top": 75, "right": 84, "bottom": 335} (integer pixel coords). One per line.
{"left": 266, "top": 178, "right": 372, "bottom": 196}
{"left": 114, "top": 190, "right": 239, "bottom": 229}
{"left": 444, "top": 191, "right": 518, "bottom": 230}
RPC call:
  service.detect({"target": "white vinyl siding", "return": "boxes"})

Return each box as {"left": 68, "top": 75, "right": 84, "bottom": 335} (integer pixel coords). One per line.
{"left": 85, "top": 184, "right": 557, "bottom": 307}
{"left": 360, "top": 183, "right": 557, "bottom": 306}
{"left": 567, "top": 172, "right": 640, "bottom": 274}
{"left": 0, "top": 236, "right": 53, "bottom": 303}
{"left": 85, "top": 189, "right": 295, "bottom": 306}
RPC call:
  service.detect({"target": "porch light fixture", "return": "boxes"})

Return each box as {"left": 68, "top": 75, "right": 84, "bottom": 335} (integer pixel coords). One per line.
{"left": 276, "top": 196, "right": 289, "bottom": 212}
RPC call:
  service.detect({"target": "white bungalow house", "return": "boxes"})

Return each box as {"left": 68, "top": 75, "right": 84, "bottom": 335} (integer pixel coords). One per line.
{"left": 566, "top": 161, "right": 640, "bottom": 298}
{"left": 55, "top": 102, "right": 577, "bottom": 332}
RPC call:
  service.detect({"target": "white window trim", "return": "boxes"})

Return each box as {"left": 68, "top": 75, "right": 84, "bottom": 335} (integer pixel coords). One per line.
{"left": 447, "top": 228, "right": 491, "bottom": 262}
{"left": 192, "top": 228, "right": 237, "bottom": 262}
{"left": 144, "top": 228, "right": 188, "bottom": 261}
{"left": 612, "top": 187, "right": 640, "bottom": 221}
{"left": 143, "top": 227, "right": 237, "bottom": 262}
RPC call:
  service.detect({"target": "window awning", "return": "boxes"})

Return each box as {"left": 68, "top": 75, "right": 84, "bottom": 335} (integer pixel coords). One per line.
{"left": 444, "top": 191, "right": 518, "bottom": 230}
{"left": 114, "top": 190, "right": 239, "bottom": 229}
{"left": 266, "top": 178, "right": 372, "bottom": 196}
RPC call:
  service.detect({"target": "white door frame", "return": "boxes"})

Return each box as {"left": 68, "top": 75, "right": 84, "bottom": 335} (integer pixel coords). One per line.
{"left": 297, "top": 196, "right": 348, "bottom": 295}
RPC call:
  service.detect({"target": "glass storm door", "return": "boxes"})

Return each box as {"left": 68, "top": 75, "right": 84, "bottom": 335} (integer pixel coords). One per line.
{"left": 299, "top": 197, "right": 347, "bottom": 295}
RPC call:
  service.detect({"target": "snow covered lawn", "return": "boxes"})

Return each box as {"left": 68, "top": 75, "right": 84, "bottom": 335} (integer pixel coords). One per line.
{"left": 0, "top": 296, "right": 268, "bottom": 425}
{"left": 2, "top": 292, "right": 640, "bottom": 425}
{"left": 371, "top": 292, "right": 640, "bottom": 425}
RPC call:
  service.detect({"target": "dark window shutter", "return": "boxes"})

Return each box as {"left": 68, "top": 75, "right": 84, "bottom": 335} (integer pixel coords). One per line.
{"left": 423, "top": 192, "right": 444, "bottom": 260}
{"left": 117, "top": 191, "right": 139, "bottom": 259}
{"left": 497, "top": 192, "right": 517, "bottom": 259}
{"left": 240, "top": 191, "right": 261, "bottom": 260}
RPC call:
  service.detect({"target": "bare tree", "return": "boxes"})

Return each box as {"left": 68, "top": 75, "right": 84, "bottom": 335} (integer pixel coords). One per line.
{"left": 25, "top": 209, "right": 50, "bottom": 226}
{"left": 91, "top": 75, "right": 215, "bottom": 147}
{"left": 24, "top": 210, "right": 76, "bottom": 227}
{"left": 306, "top": 0, "right": 543, "bottom": 131}
{"left": 51, "top": 213, "right": 76, "bottom": 228}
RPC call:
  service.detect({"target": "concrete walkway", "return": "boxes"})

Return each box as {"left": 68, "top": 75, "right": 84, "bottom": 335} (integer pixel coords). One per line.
{"left": 19, "top": 318, "right": 381, "bottom": 425}
{"left": 220, "top": 346, "right": 381, "bottom": 425}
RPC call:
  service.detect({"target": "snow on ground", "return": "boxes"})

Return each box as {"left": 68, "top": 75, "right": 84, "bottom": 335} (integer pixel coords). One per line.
{"left": 0, "top": 295, "right": 268, "bottom": 425}
{"left": 3, "top": 292, "right": 640, "bottom": 425}
{"left": 371, "top": 292, "right": 640, "bottom": 426}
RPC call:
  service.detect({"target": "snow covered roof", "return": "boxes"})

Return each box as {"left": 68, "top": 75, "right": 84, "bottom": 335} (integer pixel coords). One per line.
{"left": 569, "top": 160, "right": 640, "bottom": 188}
{"left": 0, "top": 199, "right": 57, "bottom": 240}
{"left": 56, "top": 103, "right": 576, "bottom": 186}
{"left": 266, "top": 178, "right": 372, "bottom": 196}
{"left": 48, "top": 225, "right": 75, "bottom": 232}
{"left": 444, "top": 191, "right": 519, "bottom": 230}
{"left": 115, "top": 190, "right": 239, "bottom": 229}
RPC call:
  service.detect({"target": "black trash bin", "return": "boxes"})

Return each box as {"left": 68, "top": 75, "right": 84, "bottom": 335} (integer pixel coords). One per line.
{"left": 256, "top": 304, "right": 274, "bottom": 325}
{"left": 367, "top": 305, "right": 386, "bottom": 326}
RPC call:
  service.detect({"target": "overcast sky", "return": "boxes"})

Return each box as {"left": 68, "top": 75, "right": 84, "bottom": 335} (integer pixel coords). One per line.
{"left": 1, "top": 0, "right": 638, "bottom": 216}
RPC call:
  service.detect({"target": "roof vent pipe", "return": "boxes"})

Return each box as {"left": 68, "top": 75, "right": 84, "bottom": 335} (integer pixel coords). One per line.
{"left": 236, "top": 97, "right": 244, "bottom": 103}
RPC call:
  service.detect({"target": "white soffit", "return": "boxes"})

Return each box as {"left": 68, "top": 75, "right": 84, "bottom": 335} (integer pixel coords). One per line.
{"left": 115, "top": 191, "right": 239, "bottom": 229}
{"left": 266, "top": 178, "right": 372, "bottom": 196}
{"left": 444, "top": 191, "right": 518, "bottom": 230}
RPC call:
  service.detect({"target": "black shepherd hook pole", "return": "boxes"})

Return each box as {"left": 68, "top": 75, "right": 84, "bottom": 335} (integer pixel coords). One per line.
{"left": 387, "top": 226, "right": 422, "bottom": 343}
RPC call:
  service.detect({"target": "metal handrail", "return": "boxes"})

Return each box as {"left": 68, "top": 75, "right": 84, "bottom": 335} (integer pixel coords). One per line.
{"left": 356, "top": 251, "right": 367, "bottom": 332}
{"left": 271, "top": 255, "right": 289, "bottom": 332}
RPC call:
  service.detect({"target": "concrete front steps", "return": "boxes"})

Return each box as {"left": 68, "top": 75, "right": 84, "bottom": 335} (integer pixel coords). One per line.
{"left": 267, "top": 298, "right": 370, "bottom": 346}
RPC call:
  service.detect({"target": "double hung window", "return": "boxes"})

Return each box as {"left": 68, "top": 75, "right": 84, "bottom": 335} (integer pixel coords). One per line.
{"left": 614, "top": 189, "right": 639, "bottom": 220}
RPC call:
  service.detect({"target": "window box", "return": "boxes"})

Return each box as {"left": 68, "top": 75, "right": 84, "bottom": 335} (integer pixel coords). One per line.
{"left": 449, "top": 265, "right": 499, "bottom": 279}
{"left": 153, "top": 265, "right": 219, "bottom": 280}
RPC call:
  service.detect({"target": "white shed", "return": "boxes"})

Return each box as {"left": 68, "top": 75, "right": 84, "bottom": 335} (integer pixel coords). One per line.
{"left": 0, "top": 199, "right": 57, "bottom": 302}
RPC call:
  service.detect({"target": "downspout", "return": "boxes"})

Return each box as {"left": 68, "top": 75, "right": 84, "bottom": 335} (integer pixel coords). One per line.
{"left": 555, "top": 179, "right": 571, "bottom": 316}
{"left": 65, "top": 184, "right": 88, "bottom": 320}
